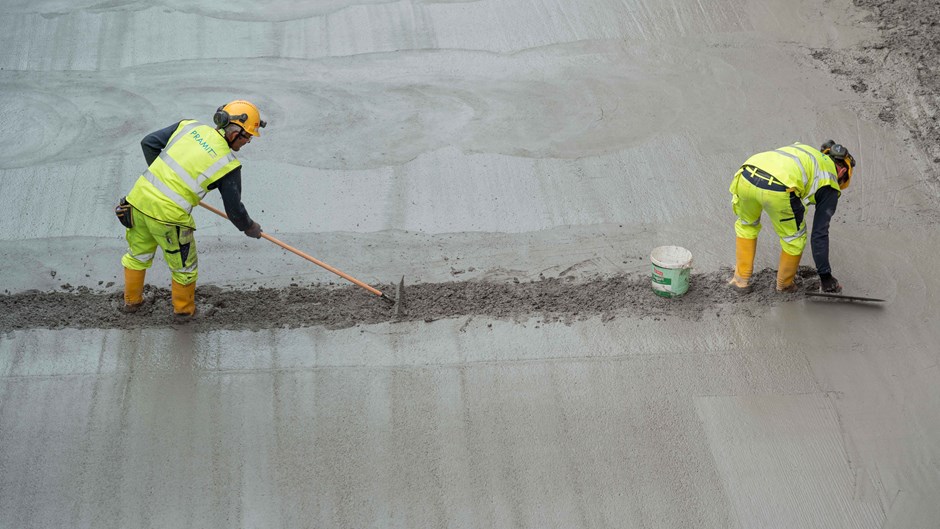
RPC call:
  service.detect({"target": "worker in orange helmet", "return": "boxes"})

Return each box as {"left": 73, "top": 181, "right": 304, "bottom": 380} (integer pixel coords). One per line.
{"left": 728, "top": 140, "right": 856, "bottom": 294}
{"left": 115, "top": 100, "right": 266, "bottom": 317}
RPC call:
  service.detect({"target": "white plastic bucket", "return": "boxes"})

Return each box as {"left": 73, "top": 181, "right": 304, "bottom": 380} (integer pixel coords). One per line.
{"left": 650, "top": 246, "right": 692, "bottom": 298}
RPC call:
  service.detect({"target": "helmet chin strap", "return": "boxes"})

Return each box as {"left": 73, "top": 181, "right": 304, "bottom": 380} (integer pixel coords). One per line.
{"left": 222, "top": 128, "right": 239, "bottom": 147}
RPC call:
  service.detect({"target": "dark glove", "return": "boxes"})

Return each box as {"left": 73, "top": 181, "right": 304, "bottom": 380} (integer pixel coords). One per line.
{"left": 819, "top": 273, "right": 842, "bottom": 293}
{"left": 244, "top": 221, "right": 263, "bottom": 239}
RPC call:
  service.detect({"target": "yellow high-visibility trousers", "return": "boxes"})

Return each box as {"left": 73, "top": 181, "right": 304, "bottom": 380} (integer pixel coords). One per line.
{"left": 730, "top": 174, "right": 807, "bottom": 256}
{"left": 120, "top": 207, "right": 198, "bottom": 285}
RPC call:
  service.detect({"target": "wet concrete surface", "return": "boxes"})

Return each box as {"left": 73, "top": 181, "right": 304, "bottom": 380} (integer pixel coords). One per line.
{"left": 1, "top": 268, "right": 823, "bottom": 332}
{"left": 2, "top": 0, "right": 940, "bottom": 528}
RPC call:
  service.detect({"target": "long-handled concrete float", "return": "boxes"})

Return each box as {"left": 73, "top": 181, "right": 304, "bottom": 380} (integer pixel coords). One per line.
{"left": 805, "top": 292, "right": 884, "bottom": 303}
{"left": 200, "top": 201, "right": 406, "bottom": 317}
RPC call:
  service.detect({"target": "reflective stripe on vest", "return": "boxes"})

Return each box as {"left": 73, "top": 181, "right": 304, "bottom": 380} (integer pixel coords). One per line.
{"left": 131, "top": 121, "right": 239, "bottom": 220}
{"left": 170, "top": 122, "right": 200, "bottom": 149}
{"left": 769, "top": 144, "right": 839, "bottom": 203}
{"left": 156, "top": 148, "right": 237, "bottom": 203}
{"left": 771, "top": 148, "right": 809, "bottom": 190}
{"left": 142, "top": 168, "right": 192, "bottom": 212}
{"left": 789, "top": 144, "right": 836, "bottom": 200}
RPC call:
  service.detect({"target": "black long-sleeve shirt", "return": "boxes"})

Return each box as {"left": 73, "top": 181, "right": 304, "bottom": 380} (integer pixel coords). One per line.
{"left": 810, "top": 185, "right": 839, "bottom": 276}
{"left": 140, "top": 121, "right": 254, "bottom": 231}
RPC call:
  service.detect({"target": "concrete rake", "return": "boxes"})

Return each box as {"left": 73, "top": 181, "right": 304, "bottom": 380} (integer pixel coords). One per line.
{"left": 199, "top": 201, "right": 406, "bottom": 317}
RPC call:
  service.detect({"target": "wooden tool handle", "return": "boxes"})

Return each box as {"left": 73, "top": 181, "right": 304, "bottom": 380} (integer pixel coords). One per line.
{"left": 198, "top": 201, "right": 384, "bottom": 298}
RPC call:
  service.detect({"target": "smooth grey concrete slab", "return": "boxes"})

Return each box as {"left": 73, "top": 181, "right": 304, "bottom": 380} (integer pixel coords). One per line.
{"left": 2, "top": 0, "right": 940, "bottom": 528}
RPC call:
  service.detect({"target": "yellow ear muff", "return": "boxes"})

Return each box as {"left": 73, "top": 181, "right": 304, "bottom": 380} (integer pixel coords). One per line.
{"left": 840, "top": 162, "right": 852, "bottom": 189}
{"left": 823, "top": 143, "right": 854, "bottom": 190}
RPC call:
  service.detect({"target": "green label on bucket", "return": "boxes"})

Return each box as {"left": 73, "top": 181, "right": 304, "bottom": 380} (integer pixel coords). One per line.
{"left": 651, "top": 263, "right": 690, "bottom": 297}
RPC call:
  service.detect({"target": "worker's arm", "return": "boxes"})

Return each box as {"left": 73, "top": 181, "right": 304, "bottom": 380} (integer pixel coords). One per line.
{"left": 810, "top": 186, "right": 840, "bottom": 290}
{"left": 140, "top": 122, "right": 182, "bottom": 166}
{"left": 208, "top": 167, "right": 260, "bottom": 237}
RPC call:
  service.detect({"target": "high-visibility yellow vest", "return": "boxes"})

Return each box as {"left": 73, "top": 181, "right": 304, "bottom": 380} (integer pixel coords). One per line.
{"left": 126, "top": 120, "right": 241, "bottom": 228}
{"left": 738, "top": 142, "right": 841, "bottom": 204}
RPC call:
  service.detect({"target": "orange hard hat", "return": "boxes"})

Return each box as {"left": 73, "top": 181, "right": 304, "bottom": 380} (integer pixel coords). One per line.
{"left": 214, "top": 100, "right": 266, "bottom": 137}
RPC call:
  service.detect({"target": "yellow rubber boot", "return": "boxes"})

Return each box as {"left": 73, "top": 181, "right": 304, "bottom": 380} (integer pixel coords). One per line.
{"left": 776, "top": 251, "right": 803, "bottom": 292}
{"left": 728, "top": 237, "right": 757, "bottom": 293}
{"left": 171, "top": 280, "right": 196, "bottom": 317}
{"left": 123, "top": 267, "right": 146, "bottom": 313}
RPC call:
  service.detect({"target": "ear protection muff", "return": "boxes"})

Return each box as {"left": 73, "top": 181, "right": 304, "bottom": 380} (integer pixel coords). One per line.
{"left": 213, "top": 106, "right": 250, "bottom": 129}
{"left": 820, "top": 140, "right": 856, "bottom": 190}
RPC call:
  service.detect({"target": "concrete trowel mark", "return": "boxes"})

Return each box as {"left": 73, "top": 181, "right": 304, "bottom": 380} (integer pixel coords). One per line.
{"left": 0, "top": 268, "right": 830, "bottom": 332}
{"left": 0, "top": 0, "right": 406, "bottom": 21}
{"left": 1, "top": 40, "right": 715, "bottom": 171}
{"left": 0, "top": 81, "right": 152, "bottom": 170}
{"left": 695, "top": 393, "right": 885, "bottom": 528}
{"left": 0, "top": 88, "right": 81, "bottom": 169}
{"left": 556, "top": 259, "right": 598, "bottom": 278}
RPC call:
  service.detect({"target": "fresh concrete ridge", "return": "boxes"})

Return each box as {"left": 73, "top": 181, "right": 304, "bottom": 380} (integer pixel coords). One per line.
{"left": 2, "top": 0, "right": 940, "bottom": 527}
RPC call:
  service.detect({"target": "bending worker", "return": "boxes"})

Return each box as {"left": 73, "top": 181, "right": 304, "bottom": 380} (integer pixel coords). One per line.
{"left": 116, "top": 100, "right": 265, "bottom": 316}
{"left": 728, "top": 140, "right": 856, "bottom": 293}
